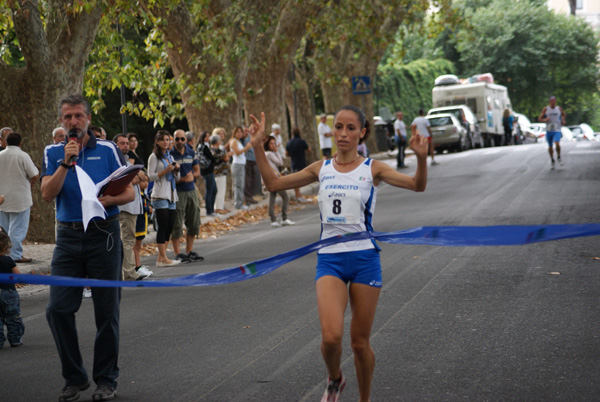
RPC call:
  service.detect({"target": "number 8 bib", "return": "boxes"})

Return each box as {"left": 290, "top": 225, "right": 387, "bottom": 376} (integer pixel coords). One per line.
{"left": 318, "top": 188, "right": 362, "bottom": 224}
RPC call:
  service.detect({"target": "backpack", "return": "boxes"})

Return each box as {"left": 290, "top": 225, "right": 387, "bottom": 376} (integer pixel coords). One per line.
{"left": 197, "top": 145, "right": 211, "bottom": 169}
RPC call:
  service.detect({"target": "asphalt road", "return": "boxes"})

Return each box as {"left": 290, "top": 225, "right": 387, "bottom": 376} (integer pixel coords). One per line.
{"left": 4, "top": 141, "right": 600, "bottom": 402}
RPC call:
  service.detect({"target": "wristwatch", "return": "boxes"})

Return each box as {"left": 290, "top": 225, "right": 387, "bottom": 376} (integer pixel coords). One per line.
{"left": 59, "top": 160, "right": 71, "bottom": 169}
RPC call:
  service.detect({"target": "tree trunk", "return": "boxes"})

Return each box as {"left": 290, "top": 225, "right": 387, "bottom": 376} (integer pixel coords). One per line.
{"left": 284, "top": 46, "right": 319, "bottom": 164}
{"left": 0, "top": 2, "right": 103, "bottom": 242}
{"left": 243, "top": 0, "right": 325, "bottom": 146}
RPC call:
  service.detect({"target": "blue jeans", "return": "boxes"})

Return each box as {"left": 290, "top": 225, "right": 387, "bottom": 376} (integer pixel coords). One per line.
{"left": 395, "top": 136, "right": 406, "bottom": 168}
{"left": 46, "top": 218, "right": 122, "bottom": 388}
{"left": 203, "top": 173, "right": 217, "bottom": 215}
{"left": 0, "top": 288, "right": 24, "bottom": 347}
{"left": 0, "top": 208, "right": 31, "bottom": 260}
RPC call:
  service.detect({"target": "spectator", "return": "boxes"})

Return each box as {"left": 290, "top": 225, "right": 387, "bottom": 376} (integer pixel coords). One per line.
{"left": 198, "top": 131, "right": 218, "bottom": 217}
{"left": 52, "top": 127, "right": 66, "bottom": 144}
{"left": 285, "top": 127, "right": 311, "bottom": 202}
{"left": 411, "top": 109, "right": 436, "bottom": 165}
{"left": 264, "top": 136, "right": 294, "bottom": 228}
{"left": 133, "top": 173, "right": 153, "bottom": 277}
{"left": 148, "top": 130, "right": 181, "bottom": 267}
{"left": 211, "top": 127, "right": 230, "bottom": 214}
{"left": 0, "top": 132, "right": 39, "bottom": 263}
{"left": 229, "top": 126, "right": 253, "bottom": 210}
{"left": 170, "top": 129, "right": 203, "bottom": 263}
{"left": 270, "top": 123, "right": 286, "bottom": 158}
{"left": 114, "top": 134, "right": 149, "bottom": 281}
{"left": 317, "top": 113, "right": 333, "bottom": 159}
{"left": 89, "top": 125, "right": 107, "bottom": 140}
{"left": 210, "top": 133, "right": 231, "bottom": 214}
{"left": 394, "top": 111, "right": 407, "bottom": 168}
{"left": 186, "top": 130, "right": 195, "bottom": 150}
{"left": 502, "top": 109, "right": 514, "bottom": 146}
{"left": 0, "top": 226, "right": 24, "bottom": 348}
{"left": 126, "top": 132, "right": 145, "bottom": 167}
{"left": 244, "top": 126, "right": 260, "bottom": 205}
{"left": 42, "top": 94, "right": 134, "bottom": 401}
{"left": 0, "top": 127, "right": 12, "bottom": 151}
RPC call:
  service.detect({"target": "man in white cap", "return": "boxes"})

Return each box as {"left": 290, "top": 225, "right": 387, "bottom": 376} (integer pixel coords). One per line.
{"left": 317, "top": 113, "right": 332, "bottom": 160}
{"left": 270, "top": 123, "right": 286, "bottom": 158}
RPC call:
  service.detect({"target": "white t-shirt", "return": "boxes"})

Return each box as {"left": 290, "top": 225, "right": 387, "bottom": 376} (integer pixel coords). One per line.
{"left": 318, "top": 122, "right": 333, "bottom": 149}
{"left": 411, "top": 116, "right": 431, "bottom": 138}
{"left": 0, "top": 146, "right": 39, "bottom": 213}
{"left": 394, "top": 119, "right": 407, "bottom": 138}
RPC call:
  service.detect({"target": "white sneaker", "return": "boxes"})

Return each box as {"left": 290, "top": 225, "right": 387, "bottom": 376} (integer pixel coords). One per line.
{"left": 137, "top": 266, "right": 153, "bottom": 276}
{"left": 431, "top": 160, "right": 439, "bottom": 165}
{"left": 83, "top": 288, "right": 92, "bottom": 298}
{"left": 282, "top": 219, "right": 295, "bottom": 226}
{"left": 297, "top": 197, "right": 307, "bottom": 203}
{"left": 271, "top": 221, "right": 281, "bottom": 228}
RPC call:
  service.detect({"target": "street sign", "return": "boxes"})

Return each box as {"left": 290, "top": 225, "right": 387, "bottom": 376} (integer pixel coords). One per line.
{"left": 352, "top": 76, "right": 371, "bottom": 95}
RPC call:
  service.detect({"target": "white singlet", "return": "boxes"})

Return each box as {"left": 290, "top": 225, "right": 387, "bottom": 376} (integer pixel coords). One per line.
{"left": 545, "top": 106, "right": 562, "bottom": 133}
{"left": 318, "top": 158, "right": 378, "bottom": 254}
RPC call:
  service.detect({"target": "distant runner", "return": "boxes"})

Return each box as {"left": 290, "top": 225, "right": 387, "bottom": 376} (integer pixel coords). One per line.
{"left": 538, "top": 96, "right": 566, "bottom": 169}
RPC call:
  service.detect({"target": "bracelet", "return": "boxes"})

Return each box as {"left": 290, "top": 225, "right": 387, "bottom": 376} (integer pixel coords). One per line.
{"left": 59, "top": 161, "right": 71, "bottom": 169}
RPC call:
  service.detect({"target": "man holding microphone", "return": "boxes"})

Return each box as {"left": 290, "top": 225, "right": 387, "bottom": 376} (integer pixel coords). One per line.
{"left": 41, "top": 94, "right": 134, "bottom": 402}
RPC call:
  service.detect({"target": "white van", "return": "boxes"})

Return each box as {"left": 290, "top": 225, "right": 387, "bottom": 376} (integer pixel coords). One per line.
{"left": 432, "top": 81, "right": 512, "bottom": 146}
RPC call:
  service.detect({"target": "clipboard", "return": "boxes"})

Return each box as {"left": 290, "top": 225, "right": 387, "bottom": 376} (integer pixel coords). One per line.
{"left": 96, "top": 164, "right": 144, "bottom": 197}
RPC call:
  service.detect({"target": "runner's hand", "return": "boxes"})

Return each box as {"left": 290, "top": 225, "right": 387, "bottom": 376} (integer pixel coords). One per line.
{"left": 409, "top": 133, "right": 428, "bottom": 159}
{"left": 249, "top": 112, "right": 266, "bottom": 148}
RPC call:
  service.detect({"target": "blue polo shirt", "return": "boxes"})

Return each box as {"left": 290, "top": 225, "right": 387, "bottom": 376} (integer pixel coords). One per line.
{"left": 42, "top": 133, "right": 126, "bottom": 222}
{"left": 171, "top": 144, "right": 199, "bottom": 192}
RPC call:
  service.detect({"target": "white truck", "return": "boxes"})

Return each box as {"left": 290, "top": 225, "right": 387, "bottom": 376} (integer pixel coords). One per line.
{"left": 432, "top": 80, "right": 512, "bottom": 146}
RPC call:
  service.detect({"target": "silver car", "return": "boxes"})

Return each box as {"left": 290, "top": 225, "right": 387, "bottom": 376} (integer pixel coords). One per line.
{"left": 426, "top": 113, "right": 468, "bottom": 152}
{"left": 427, "top": 105, "right": 484, "bottom": 149}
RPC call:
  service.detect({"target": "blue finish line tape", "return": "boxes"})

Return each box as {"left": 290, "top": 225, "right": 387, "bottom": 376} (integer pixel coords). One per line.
{"left": 1, "top": 224, "right": 599, "bottom": 288}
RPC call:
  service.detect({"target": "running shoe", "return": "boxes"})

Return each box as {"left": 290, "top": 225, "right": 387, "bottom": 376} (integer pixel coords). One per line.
{"left": 187, "top": 251, "right": 205, "bottom": 261}
{"left": 282, "top": 219, "right": 295, "bottom": 226}
{"left": 431, "top": 160, "right": 439, "bottom": 166}
{"left": 551, "top": 159, "right": 555, "bottom": 170}
{"left": 320, "top": 372, "right": 346, "bottom": 402}
{"left": 175, "top": 253, "right": 191, "bottom": 263}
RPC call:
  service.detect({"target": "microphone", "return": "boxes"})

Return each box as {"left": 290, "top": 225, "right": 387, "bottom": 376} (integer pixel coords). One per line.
{"left": 67, "top": 129, "right": 79, "bottom": 171}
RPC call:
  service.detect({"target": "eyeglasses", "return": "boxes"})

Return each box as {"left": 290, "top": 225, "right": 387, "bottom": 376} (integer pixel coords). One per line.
{"left": 175, "top": 137, "right": 186, "bottom": 142}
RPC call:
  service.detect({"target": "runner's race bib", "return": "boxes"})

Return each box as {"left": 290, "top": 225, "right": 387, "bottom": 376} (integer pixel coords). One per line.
{"left": 319, "top": 187, "right": 362, "bottom": 224}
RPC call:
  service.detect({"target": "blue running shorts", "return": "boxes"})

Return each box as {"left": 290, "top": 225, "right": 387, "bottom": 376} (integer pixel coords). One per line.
{"left": 546, "top": 131, "right": 561, "bottom": 147}
{"left": 316, "top": 248, "right": 382, "bottom": 287}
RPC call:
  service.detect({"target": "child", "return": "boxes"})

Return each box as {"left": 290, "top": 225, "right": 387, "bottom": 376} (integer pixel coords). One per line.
{"left": 0, "top": 226, "right": 24, "bottom": 348}
{"left": 133, "top": 175, "right": 153, "bottom": 277}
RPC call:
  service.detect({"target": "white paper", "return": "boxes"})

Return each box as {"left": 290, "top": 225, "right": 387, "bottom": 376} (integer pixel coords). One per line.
{"left": 75, "top": 166, "right": 107, "bottom": 231}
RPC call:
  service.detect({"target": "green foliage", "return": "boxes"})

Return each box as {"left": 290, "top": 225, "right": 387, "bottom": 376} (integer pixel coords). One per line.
{"left": 84, "top": 0, "right": 259, "bottom": 128}
{"left": 455, "top": 0, "right": 600, "bottom": 124}
{"left": 375, "top": 58, "right": 455, "bottom": 119}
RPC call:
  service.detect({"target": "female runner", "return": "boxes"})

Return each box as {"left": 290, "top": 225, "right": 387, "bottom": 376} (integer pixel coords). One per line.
{"left": 249, "top": 105, "right": 428, "bottom": 402}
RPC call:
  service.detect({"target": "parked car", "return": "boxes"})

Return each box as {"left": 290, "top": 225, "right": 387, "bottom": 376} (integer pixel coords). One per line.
{"left": 568, "top": 123, "right": 596, "bottom": 141}
{"left": 514, "top": 113, "right": 536, "bottom": 143}
{"left": 425, "top": 113, "right": 468, "bottom": 152}
{"left": 561, "top": 126, "right": 574, "bottom": 141}
{"left": 529, "top": 123, "right": 546, "bottom": 142}
{"left": 427, "top": 105, "right": 484, "bottom": 149}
